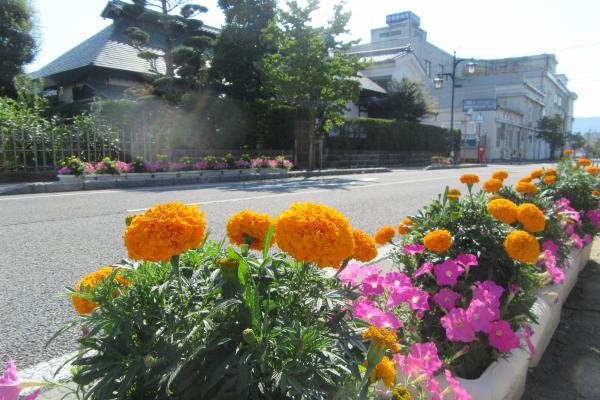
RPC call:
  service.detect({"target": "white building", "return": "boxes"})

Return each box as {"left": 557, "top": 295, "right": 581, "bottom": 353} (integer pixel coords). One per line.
{"left": 348, "top": 12, "right": 577, "bottom": 161}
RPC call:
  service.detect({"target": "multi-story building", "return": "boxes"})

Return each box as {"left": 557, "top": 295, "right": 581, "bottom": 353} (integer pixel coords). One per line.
{"left": 349, "top": 12, "right": 577, "bottom": 161}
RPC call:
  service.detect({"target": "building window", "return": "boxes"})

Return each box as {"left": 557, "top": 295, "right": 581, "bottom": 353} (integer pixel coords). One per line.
{"left": 390, "top": 30, "right": 402, "bottom": 36}
{"left": 379, "top": 32, "right": 390, "bottom": 39}
{"left": 425, "top": 61, "right": 431, "bottom": 77}
{"left": 439, "top": 64, "right": 444, "bottom": 74}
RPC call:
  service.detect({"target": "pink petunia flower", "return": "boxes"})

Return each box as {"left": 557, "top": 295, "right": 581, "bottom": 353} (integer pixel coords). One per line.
{"left": 571, "top": 233, "right": 583, "bottom": 249}
{"left": 587, "top": 209, "right": 600, "bottom": 228}
{"left": 488, "top": 320, "right": 520, "bottom": 352}
{"left": 584, "top": 234, "right": 593, "bottom": 245}
{"left": 539, "top": 250, "right": 565, "bottom": 284}
{"left": 362, "top": 273, "right": 385, "bottom": 296}
{"left": 466, "top": 299, "right": 496, "bottom": 333}
{"left": 412, "top": 261, "right": 433, "bottom": 279}
{"left": 371, "top": 311, "right": 403, "bottom": 330}
{"left": 383, "top": 271, "right": 411, "bottom": 291}
{"left": 455, "top": 253, "right": 478, "bottom": 267}
{"left": 387, "top": 285, "right": 413, "bottom": 308}
{"left": 352, "top": 300, "right": 384, "bottom": 323}
{"left": 338, "top": 262, "right": 362, "bottom": 286}
{"left": 0, "top": 360, "right": 40, "bottom": 400}
{"left": 440, "top": 308, "right": 475, "bottom": 342}
{"left": 432, "top": 288, "right": 460, "bottom": 310}
{"left": 408, "top": 342, "right": 442, "bottom": 373}
{"left": 522, "top": 323, "right": 536, "bottom": 356}
{"left": 407, "top": 287, "right": 430, "bottom": 311}
{"left": 403, "top": 243, "right": 425, "bottom": 255}
{"left": 444, "top": 370, "right": 472, "bottom": 400}
{"left": 433, "top": 259, "right": 464, "bottom": 286}
{"left": 541, "top": 240, "right": 559, "bottom": 254}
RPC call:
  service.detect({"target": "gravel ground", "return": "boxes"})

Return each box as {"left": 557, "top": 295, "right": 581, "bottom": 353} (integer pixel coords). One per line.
{"left": 523, "top": 242, "right": 600, "bottom": 399}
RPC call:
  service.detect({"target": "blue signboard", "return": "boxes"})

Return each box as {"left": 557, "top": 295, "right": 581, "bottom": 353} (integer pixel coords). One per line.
{"left": 386, "top": 12, "right": 420, "bottom": 26}
{"left": 463, "top": 99, "right": 497, "bottom": 112}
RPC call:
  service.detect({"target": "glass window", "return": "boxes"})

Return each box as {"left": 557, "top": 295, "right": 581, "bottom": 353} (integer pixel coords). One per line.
{"left": 425, "top": 61, "right": 431, "bottom": 77}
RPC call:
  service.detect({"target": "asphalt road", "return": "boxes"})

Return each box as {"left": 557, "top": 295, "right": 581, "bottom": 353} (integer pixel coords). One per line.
{"left": 0, "top": 163, "right": 552, "bottom": 368}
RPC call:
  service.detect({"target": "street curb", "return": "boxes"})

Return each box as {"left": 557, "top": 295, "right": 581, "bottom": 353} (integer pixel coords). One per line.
{"left": 0, "top": 168, "right": 392, "bottom": 196}
{"left": 423, "top": 163, "right": 487, "bottom": 170}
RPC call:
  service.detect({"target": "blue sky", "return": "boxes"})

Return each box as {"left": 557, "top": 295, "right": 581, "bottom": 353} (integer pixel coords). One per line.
{"left": 27, "top": 0, "right": 600, "bottom": 119}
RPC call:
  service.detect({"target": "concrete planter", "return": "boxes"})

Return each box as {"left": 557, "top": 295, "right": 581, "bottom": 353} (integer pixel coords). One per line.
{"left": 221, "top": 169, "right": 242, "bottom": 177}
{"left": 239, "top": 168, "right": 255, "bottom": 176}
{"left": 528, "top": 296, "right": 561, "bottom": 367}
{"left": 258, "top": 168, "right": 288, "bottom": 176}
{"left": 123, "top": 172, "right": 153, "bottom": 181}
{"left": 57, "top": 174, "right": 83, "bottom": 183}
{"left": 579, "top": 243, "right": 593, "bottom": 271}
{"left": 86, "top": 174, "right": 120, "bottom": 181}
{"left": 200, "top": 170, "right": 222, "bottom": 177}
{"left": 437, "top": 347, "right": 530, "bottom": 400}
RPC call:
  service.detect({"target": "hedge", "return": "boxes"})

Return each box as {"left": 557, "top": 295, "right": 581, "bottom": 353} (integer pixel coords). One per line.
{"left": 327, "top": 117, "right": 460, "bottom": 152}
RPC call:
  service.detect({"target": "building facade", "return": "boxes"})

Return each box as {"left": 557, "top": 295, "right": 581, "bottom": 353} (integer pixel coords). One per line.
{"left": 349, "top": 12, "right": 577, "bottom": 161}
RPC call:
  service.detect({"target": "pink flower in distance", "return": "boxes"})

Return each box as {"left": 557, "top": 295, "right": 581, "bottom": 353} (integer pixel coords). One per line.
{"left": 352, "top": 300, "right": 384, "bottom": 323}
{"left": 466, "top": 299, "right": 496, "bottom": 333}
{"left": 403, "top": 243, "right": 425, "bottom": 255}
{"left": 433, "top": 259, "right": 464, "bottom": 286}
{"left": 489, "top": 320, "right": 520, "bottom": 352}
{"left": 371, "top": 311, "right": 403, "bottom": 330}
{"left": 408, "top": 342, "right": 442, "bottom": 373}
{"left": 455, "top": 253, "right": 478, "bottom": 267}
{"left": 383, "top": 271, "right": 411, "bottom": 290}
{"left": 0, "top": 360, "right": 40, "bottom": 400}
{"left": 432, "top": 288, "right": 460, "bottom": 310}
{"left": 571, "top": 233, "right": 583, "bottom": 249}
{"left": 440, "top": 308, "right": 475, "bottom": 342}
{"left": 444, "top": 370, "right": 472, "bottom": 400}
{"left": 362, "top": 273, "right": 385, "bottom": 296}
{"left": 412, "top": 261, "right": 433, "bottom": 279}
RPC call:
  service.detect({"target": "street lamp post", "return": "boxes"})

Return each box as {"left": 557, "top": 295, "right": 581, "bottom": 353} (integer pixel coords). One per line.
{"left": 434, "top": 52, "right": 476, "bottom": 161}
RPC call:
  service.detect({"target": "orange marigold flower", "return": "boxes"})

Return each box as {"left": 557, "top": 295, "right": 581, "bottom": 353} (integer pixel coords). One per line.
{"left": 447, "top": 188, "right": 461, "bottom": 201}
{"left": 543, "top": 175, "right": 557, "bottom": 184}
{"left": 519, "top": 176, "right": 533, "bottom": 183}
{"left": 578, "top": 158, "right": 592, "bottom": 167}
{"left": 564, "top": 149, "right": 573, "bottom": 156}
{"left": 397, "top": 218, "right": 413, "bottom": 235}
{"left": 487, "top": 198, "right": 518, "bottom": 224}
{"left": 72, "top": 266, "right": 130, "bottom": 315}
{"left": 390, "top": 343, "right": 403, "bottom": 354}
{"left": 370, "top": 356, "right": 396, "bottom": 388}
{"left": 423, "top": 229, "right": 453, "bottom": 253}
{"left": 544, "top": 168, "right": 557, "bottom": 176}
{"left": 459, "top": 174, "right": 480, "bottom": 185}
{"left": 375, "top": 226, "right": 396, "bottom": 244}
{"left": 529, "top": 169, "right": 544, "bottom": 179}
{"left": 492, "top": 170, "right": 509, "bottom": 181}
{"left": 515, "top": 181, "right": 538, "bottom": 196}
{"left": 483, "top": 178, "right": 503, "bottom": 193}
{"left": 517, "top": 203, "right": 546, "bottom": 233}
{"left": 402, "top": 218, "right": 413, "bottom": 226}
{"left": 275, "top": 202, "right": 353, "bottom": 268}
{"left": 586, "top": 166, "right": 598, "bottom": 175}
{"left": 227, "top": 210, "right": 275, "bottom": 250}
{"left": 361, "top": 326, "right": 398, "bottom": 349}
{"left": 504, "top": 230, "right": 540, "bottom": 264}
{"left": 352, "top": 229, "right": 378, "bottom": 262}
{"left": 593, "top": 191, "right": 600, "bottom": 197}
{"left": 124, "top": 202, "right": 207, "bottom": 262}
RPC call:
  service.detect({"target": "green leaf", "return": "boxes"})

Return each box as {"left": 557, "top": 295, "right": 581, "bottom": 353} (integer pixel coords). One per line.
{"left": 263, "top": 224, "right": 275, "bottom": 259}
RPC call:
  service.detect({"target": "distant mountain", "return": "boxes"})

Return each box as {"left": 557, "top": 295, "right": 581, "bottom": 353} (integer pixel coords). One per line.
{"left": 573, "top": 117, "right": 600, "bottom": 133}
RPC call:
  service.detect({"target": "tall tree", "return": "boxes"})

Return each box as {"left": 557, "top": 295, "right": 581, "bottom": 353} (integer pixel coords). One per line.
{"left": 124, "top": 0, "right": 213, "bottom": 99}
{"left": 536, "top": 113, "right": 565, "bottom": 160}
{"left": 0, "top": 0, "right": 37, "bottom": 98}
{"left": 211, "top": 0, "right": 276, "bottom": 101}
{"left": 260, "top": 0, "right": 363, "bottom": 168}
{"left": 367, "top": 79, "right": 433, "bottom": 123}
{"left": 567, "top": 132, "right": 586, "bottom": 151}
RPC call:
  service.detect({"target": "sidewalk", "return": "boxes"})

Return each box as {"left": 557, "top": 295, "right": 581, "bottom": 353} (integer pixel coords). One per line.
{"left": 523, "top": 242, "right": 600, "bottom": 399}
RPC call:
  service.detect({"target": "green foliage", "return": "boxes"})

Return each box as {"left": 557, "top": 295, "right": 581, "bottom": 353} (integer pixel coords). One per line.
{"left": 123, "top": 0, "right": 213, "bottom": 99}
{"left": 212, "top": 0, "right": 277, "bottom": 101}
{"left": 260, "top": 0, "right": 364, "bottom": 166}
{"left": 367, "top": 79, "right": 434, "bottom": 123}
{"left": 566, "top": 133, "right": 586, "bottom": 151}
{"left": 0, "top": 0, "right": 37, "bottom": 98}
{"left": 64, "top": 241, "right": 365, "bottom": 399}
{"left": 327, "top": 117, "right": 457, "bottom": 152}
{"left": 536, "top": 114, "right": 565, "bottom": 160}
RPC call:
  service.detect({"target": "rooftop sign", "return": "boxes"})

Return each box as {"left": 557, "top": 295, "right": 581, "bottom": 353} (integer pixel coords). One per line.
{"left": 386, "top": 12, "right": 420, "bottom": 26}
{"left": 463, "top": 99, "right": 497, "bottom": 112}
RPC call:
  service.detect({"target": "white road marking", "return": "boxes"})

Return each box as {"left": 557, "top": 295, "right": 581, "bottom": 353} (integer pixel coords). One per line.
{"left": 126, "top": 176, "right": 450, "bottom": 213}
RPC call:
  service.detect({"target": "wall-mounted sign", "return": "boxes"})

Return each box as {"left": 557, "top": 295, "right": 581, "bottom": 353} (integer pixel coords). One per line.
{"left": 463, "top": 99, "right": 497, "bottom": 112}
{"left": 386, "top": 12, "right": 420, "bottom": 26}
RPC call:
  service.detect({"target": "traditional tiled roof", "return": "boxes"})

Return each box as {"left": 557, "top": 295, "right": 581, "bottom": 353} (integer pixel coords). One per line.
{"left": 32, "top": 0, "right": 219, "bottom": 80}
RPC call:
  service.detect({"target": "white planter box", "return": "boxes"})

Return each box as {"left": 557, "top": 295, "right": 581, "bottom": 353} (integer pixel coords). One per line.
{"left": 579, "top": 243, "right": 593, "bottom": 271}
{"left": 258, "top": 168, "right": 287, "bottom": 176}
{"left": 437, "top": 347, "right": 530, "bottom": 400}
{"left": 528, "top": 296, "right": 561, "bottom": 367}
{"left": 57, "top": 174, "right": 83, "bottom": 183}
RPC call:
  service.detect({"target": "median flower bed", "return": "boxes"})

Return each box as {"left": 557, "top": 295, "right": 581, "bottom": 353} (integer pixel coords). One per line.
{"left": 5, "top": 153, "right": 597, "bottom": 399}
{"left": 56, "top": 154, "right": 294, "bottom": 181}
